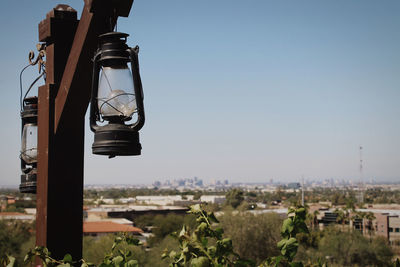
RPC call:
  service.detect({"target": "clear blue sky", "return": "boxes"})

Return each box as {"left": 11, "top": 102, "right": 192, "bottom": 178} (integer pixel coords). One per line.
{"left": 0, "top": 0, "right": 399, "bottom": 186}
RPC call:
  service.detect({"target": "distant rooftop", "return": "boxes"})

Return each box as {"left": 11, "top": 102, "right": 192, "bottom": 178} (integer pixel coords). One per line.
{"left": 83, "top": 221, "right": 142, "bottom": 234}
{"left": 88, "top": 205, "right": 187, "bottom": 213}
{"left": 0, "top": 212, "right": 25, "bottom": 216}
{"left": 0, "top": 212, "right": 35, "bottom": 221}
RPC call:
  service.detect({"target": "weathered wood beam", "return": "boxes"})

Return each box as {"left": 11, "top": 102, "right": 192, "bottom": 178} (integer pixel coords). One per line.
{"left": 36, "top": 0, "right": 133, "bottom": 260}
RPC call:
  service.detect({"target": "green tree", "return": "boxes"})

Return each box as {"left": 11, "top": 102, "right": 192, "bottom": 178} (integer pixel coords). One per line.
{"left": 307, "top": 210, "right": 320, "bottom": 230}
{"left": 365, "top": 211, "right": 376, "bottom": 240}
{"left": 219, "top": 211, "right": 282, "bottom": 264}
{"left": 334, "top": 208, "right": 350, "bottom": 230}
{"left": 0, "top": 220, "right": 34, "bottom": 265}
{"left": 225, "top": 189, "right": 244, "bottom": 209}
{"left": 151, "top": 214, "right": 196, "bottom": 244}
{"left": 297, "top": 226, "right": 394, "bottom": 266}
{"left": 193, "top": 192, "right": 202, "bottom": 200}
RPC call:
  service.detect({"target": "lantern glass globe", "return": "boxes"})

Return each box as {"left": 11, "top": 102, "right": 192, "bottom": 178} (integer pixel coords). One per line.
{"left": 97, "top": 66, "right": 136, "bottom": 119}
{"left": 21, "top": 123, "right": 37, "bottom": 164}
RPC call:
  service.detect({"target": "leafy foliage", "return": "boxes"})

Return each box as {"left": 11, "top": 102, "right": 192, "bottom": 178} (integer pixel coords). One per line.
{"left": 98, "top": 234, "right": 140, "bottom": 267}
{"left": 24, "top": 246, "right": 84, "bottom": 267}
{"left": 3, "top": 204, "right": 400, "bottom": 267}
{"left": 260, "top": 206, "right": 310, "bottom": 267}
{"left": 0, "top": 255, "right": 15, "bottom": 267}
{"left": 24, "top": 234, "right": 140, "bottom": 267}
{"left": 0, "top": 220, "right": 34, "bottom": 265}
{"left": 162, "top": 204, "right": 254, "bottom": 266}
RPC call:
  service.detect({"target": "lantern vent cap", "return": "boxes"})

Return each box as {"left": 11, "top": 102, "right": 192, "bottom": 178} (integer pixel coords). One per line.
{"left": 99, "top": 32, "right": 129, "bottom": 43}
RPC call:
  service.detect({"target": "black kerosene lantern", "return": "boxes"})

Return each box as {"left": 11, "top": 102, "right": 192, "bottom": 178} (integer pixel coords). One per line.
{"left": 90, "top": 32, "right": 145, "bottom": 157}
{"left": 20, "top": 96, "right": 38, "bottom": 193}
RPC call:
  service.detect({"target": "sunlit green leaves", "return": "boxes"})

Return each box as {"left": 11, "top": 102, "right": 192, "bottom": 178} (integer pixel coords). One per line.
{"left": 274, "top": 205, "right": 309, "bottom": 265}
{"left": 163, "top": 204, "right": 253, "bottom": 267}
{"left": 191, "top": 256, "right": 210, "bottom": 267}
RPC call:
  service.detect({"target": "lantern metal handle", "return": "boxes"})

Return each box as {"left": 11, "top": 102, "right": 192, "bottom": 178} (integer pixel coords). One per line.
{"left": 90, "top": 50, "right": 102, "bottom": 132}
{"left": 127, "top": 46, "right": 145, "bottom": 131}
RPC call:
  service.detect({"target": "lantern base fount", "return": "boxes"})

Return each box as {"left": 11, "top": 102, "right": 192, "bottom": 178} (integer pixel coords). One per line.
{"left": 92, "top": 123, "right": 142, "bottom": 157}
{"left": 20, "top": 173, "right": 37, "bottom": 194}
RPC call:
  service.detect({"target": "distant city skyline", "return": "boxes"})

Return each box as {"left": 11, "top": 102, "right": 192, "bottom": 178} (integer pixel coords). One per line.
{"left": 0, "top": 0, "right": 399, "bottom": 186}
{"left": 2, "top": 175, "right": 399, "bottom": 189}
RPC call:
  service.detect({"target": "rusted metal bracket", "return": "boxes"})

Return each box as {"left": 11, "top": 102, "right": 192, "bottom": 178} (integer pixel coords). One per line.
{"left": 28, "top": 43, "right": 46, "bottom": 73}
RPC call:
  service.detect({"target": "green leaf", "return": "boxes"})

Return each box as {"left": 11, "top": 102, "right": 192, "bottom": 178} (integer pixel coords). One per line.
{"left": 63, "top": 254, "right": 73, "bottom": 263}
{"left": 6, "top": 256, "right": 16, "bottom": 267}
{"left": 222, "top": 238, "right": 232, "bottom": 247}
{"left": 118, "top": 249, "right": 125, "bottom": 257}
{"left": 275, "top": 255, "right": 283, "bottom": 265}
{"left": 126, "top": 259, "right": 139, "bottom": 267}
{"left": 281, "top": 246, "right": 287, "bottom": 256}
{"left": 45, "top": 257, "right": 53, "bottom": 265}
{"left": 296, "top": 206, "right": 305, "bottom": 212}
{"left": 182, "top": 245, "right": 189, "bottom": 254}
{"left": 286, "top": 237, "right": 298, "bottom": 247}
{"left": 216, "top": 238, "right": 233, "bottom": 255}
{"left": 161, "top": 249, "right": 169, "bottom": 259}
{"left": 277, "top": 239, "right": 287, "bottom": 250}
{"left": 126, "top": 237, "right": 140, "bottom": 246}
{"left": 201, "top": 237, "right": 208, "bottom": 247}
{"left": 207, "top": 212, "right": 219, "bottom": 223}
{"left": 126, "top": 250, "right": 133, "bottom": 258}
{"left": 214, "top": 227, "right": 224, "bottom": 239}
{"left": 179, "top": 226, "right": 187, "bottom": 238}
{"left": 285, "top": 238, "right": 299, "bottom": 261}
{"left": 112, "top": 255, "right": 124, "bottom": 266}
{"left": 190, "top": 204, "right": 202, "bottom": 214}
{"left": 24, "top": 251, "right": 33, "bottom": 263}
{"left": 296, "top": 221, "right": 309, "bottom": 234}
{"left": 295, "top": 208, "right": 306, "bottom": 218}
{"left": 207, "top": 246, "right": 216, "bottom": 256}
{"left": 197, "top": 222, "right": 208, "bottom": 232}
{"left": 169, "top": 250, "right": 177, "bottom": 259}
{"left": 287, "top": 207, "right": 296, "bottom": 216}
{"left": 281, "top": 219, "right": 294, "bottom": 234}
{"left": 191, "top": 256, "right": 211, "bottom": 267}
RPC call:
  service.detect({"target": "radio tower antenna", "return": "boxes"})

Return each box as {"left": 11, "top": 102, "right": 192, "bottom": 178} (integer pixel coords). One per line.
{"left": 301, "top": 175, "right": 305, "bottom": 206}
{"left": 358, "top": 145, "right": 364, "bottom": 203}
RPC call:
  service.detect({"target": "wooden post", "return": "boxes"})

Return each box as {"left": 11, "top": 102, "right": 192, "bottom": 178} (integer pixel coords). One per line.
{"left": 36, "top": 0, "right": 133, "bottom": 260}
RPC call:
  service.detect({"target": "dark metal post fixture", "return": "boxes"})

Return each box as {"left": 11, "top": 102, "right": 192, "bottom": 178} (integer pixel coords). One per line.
{"left": 90, "top": 32, "right": 145, "bottom": 157}
{"left": 20, "top": 97, "right": 38, "bottom": 193}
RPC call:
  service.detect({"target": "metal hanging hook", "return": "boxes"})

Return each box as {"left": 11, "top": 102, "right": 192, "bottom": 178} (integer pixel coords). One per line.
{"left": 20, "top": 43, "right": 46, "bottom": 111}
{"left": 28, "top": 43, "right": 46, "bottom": 73}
